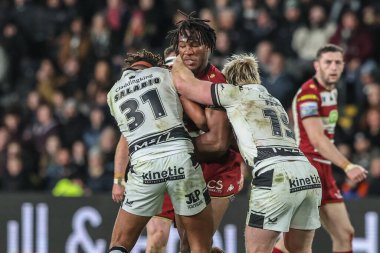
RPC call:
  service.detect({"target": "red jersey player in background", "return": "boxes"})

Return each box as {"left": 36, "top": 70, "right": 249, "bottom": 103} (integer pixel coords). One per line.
{"left": 273, "top": 44, "right": 367, "bottom": 253}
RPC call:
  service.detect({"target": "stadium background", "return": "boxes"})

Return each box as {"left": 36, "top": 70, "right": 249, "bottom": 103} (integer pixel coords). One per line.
{"left": 0, "top": 0, "right": 380, "bottom": 252}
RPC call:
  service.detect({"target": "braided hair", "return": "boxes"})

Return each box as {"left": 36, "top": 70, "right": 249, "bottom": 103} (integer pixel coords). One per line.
{"left": 167, "top": 10, "right": 216, "bottom": 53}
{"left": 123, "top": 49, "right": 164, "bottom": 70}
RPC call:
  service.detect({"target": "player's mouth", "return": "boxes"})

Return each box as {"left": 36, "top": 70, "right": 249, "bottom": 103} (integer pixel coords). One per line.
{"left": 183, "top": 58, "right": 196, "bottom": 66}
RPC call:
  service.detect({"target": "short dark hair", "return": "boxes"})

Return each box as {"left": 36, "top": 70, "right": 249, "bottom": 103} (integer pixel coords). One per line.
{"left": 316, "top": 44, "right": 344, "bottom": 60}
{"left": 166, "top": 10, "right": 216, "bottom": 53}
{"left": 124, "top": 49, "right": 164, "bottom": 70}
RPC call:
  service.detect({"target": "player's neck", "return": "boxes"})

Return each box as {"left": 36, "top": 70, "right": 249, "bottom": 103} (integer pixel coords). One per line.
{"left": 194, "top": 63, "right": 210, "bottom": 78}
{"left": 314, "top": 76, "right": 335, "bottom": 91}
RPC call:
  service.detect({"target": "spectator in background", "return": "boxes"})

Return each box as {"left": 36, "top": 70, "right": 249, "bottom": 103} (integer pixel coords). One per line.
{"left": 97, "top": 126, "right": 118, "bottom": 173}
{"left": 86, "top": 147, "right": 112, "bottom": 193}
{"left": 292, "top": 4, "right": 336, "bottom": 78}
{"left": 361, "top": 108, "right": 380, "bottom": 148}
{"left": 59, "top": 99, "right": 88, "bottom": 148}
{"left": 212, "top": 30, "right": 233, "bottom": 69}
{"left": 104, "top": 0, "right": 131, "bottom": 54}
{"left": 45, "top": 147, "right": 77, "bottom": 190}
{"left": 39, "top": 135, "right": 62, "bottom": 181}
{"left": 60, "top": 56, "right": 85, "bottom": 100}
{"left": 216, "top": 8, "right": 240, "bottom": 52}
{"left": 35, "top": 58, "right": 65, "bottom": 105}
{"left": 255, "top": 40, "right": 273, "bottom": 80}
{"left": 57, "top": 16, "right": 91, "bottom": 69}
{"left": 367, "top": 154, "right": 380, "bottom": 196}
{"left": 1, "top": 155, "right": 30, "bottom": 191}
{"left": 71, "top": 140, "right": 87, "bottom": 176}
{"left": 90, "top": 12, "right": 111, "bottom": 60}
{"left": 83, "top": 106, "right": 106, "bottom": 148}
{"left": 330, "top": 10, "right": 375, "bottom": 105}
{"left": 274, "top": 0, "right": 301, "bottom": 59}
{"left": 262, "top": 51, "right": 295, "bottom": 109}
{"left": 23, "top": 103, "right": 60, "bottom": 154}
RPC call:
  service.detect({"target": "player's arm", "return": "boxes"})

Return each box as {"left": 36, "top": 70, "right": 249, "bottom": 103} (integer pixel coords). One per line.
{"left": 194, "top": 108, "right": 232, "bottom": 159}
{"left": 180, "top": 96, "right": 208, "bottom": 132}
{"left": 172, "top": 56, "right": 213, "bottom": 105}
{"left": 112, "top": 136, "right": 129, "bottom": 203}
{"left": 302, "top": 117, "right": 367, "bottom": 183}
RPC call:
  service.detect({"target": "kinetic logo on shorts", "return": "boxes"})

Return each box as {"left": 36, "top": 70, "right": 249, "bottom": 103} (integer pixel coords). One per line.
{"left": 289, "top": 175, "right": 321, "bottom": 193}
{"left": 142, "top": 166, "right": 185, "bottom": 184}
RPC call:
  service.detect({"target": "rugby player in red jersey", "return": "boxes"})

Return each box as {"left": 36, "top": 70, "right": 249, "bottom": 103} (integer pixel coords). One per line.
{"left": 273, "top": 44, "right": 367, "bottom": 253}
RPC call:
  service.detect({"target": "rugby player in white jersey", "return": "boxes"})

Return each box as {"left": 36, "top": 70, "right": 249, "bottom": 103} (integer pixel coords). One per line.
{"left": 107, "top": 50, "right": 213, "bottom": 253}
{"left": 172, "top": 54, "right": 322, "bottom": 253}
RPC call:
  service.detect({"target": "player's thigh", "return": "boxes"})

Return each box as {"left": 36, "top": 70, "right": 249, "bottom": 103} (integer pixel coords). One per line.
{"left": 146, "top": 216, "right": 172, "bottom": 242}
{"left": 123, "top": 160, "right": 166, "bottom": 216}
{"left": 177, "top": 204, "right": 213, "bottom": 245}
{"left": 210, "top": 197, "right": 230, "bottom": 231}
{"left": 320, "top": 202, "right": 354, "bottom": 236}
{"left": 284, "top": 228, "right": 314, "bottom": 253}
{"left": 245, "top": 225, "right": 280, "bottom": 253}
{"left": 111, "top": 208, "right": 151, "bottom": 247}
{"left": 167, "top": 153, "right": 210, "bottom": 217}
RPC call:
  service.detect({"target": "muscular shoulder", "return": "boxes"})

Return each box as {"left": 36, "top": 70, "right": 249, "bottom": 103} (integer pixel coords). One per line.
{"left": 296, "top": 79, "right": 320, "bottom": 103}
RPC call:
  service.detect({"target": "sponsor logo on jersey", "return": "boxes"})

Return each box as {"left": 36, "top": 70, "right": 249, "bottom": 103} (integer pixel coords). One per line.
{"left": 268, "top": 217, "right": 278, "bottom": 224}
{"left": 328, "top": 109, "right": 338, "bottom": 124}
{"left": 207, "top": 180, "right": 223, "bottom": 192}
{"left": 114, "top": 76, "right": 161, "bottom": 102}
{"left": 142, "top": 166, "right": 185, "bottom": 184}
{"left": 124, "top": 199, "right": 134, "bottom": 207}
{"left": 289, "top": 175, "right": 321, "bottom": 193}
{"left": 297, "top": 94, "right": 319, "bottom": 102}
{"left": 185, "top": 189, "right": 204, "bottom": 209}
{"left": 227, "top": 184, "right": 235, "bottom": 192}
{"left": 300, "top": 101, "right": 318, "bottom": 118}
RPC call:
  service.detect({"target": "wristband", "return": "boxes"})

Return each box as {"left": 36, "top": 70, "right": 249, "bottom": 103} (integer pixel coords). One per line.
{"left": 114, "top": 178, "right": 126, "bottom": 186}
{"left": 344, "top": 163, "right": 355, "bottom": 173}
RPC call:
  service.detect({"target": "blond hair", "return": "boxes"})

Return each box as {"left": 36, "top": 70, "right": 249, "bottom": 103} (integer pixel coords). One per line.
{"left": 222, "top": 53, "right": 261, "bottom": 86}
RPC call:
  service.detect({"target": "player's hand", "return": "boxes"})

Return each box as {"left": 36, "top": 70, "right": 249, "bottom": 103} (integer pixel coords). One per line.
{"left": 172, "top": 55, "right": 194, "bottom": 84}
{"left": 345, "top": 164, "right": 368, "bottom": 183}
{"left": 112, "top": 184, "right": 125, "bottom": 203}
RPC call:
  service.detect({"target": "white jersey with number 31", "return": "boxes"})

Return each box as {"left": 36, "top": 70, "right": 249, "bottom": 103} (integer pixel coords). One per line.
{"left": 107, "top": 67, "right": 193, "bottom": 162}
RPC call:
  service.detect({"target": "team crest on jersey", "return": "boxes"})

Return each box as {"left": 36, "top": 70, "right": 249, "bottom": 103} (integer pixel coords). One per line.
{"left": 209, "top": 73, "right": 215, "bottom": 79}
{"left": 309, "top": 84, "right": 317, "bottom": 89}
{"left": 328, "top": 110, "right": 338, "bottom": 123}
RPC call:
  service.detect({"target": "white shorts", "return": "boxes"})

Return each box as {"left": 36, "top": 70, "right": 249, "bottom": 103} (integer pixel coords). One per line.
{"left": 246, "top": 160, "right": 322, "bottom": 232}
{"left": 122, "top": 152, "right": 210, "bottom": 217}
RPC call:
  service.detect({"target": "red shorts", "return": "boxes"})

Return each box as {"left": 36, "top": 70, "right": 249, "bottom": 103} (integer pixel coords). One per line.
{"left": 156, "top": 149, "right": 242, "bottom": 221}
{"left": 307, "top": 155, "right": 343, "bottom": 205}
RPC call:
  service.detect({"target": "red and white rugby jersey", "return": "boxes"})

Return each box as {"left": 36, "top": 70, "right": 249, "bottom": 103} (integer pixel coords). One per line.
{"left": 292, "top": 78, "right": 338, "bottom": 162}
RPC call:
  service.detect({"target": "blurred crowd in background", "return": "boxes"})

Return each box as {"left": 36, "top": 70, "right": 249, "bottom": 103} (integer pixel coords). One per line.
{"left": 0, "top": 0, "right": 379, "bottom": 198}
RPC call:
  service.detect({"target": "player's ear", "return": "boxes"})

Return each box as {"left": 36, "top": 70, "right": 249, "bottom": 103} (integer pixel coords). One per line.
{"left": 313, "top": 60, "right": 319, "bottom": 72}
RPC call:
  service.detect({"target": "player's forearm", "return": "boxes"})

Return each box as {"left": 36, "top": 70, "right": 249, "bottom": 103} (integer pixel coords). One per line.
{"left": 180, "top": 96, "right": 208, "bottom": 132}
{"left": 114, "top": 136, "right": 129, "bottom": 179}
{"left": 312, "top": 135, "right": 351, "bottom": 170}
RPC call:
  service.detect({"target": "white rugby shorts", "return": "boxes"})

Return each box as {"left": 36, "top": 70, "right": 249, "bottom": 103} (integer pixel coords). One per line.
{"left": 121, "top": 152, "right": 210, "bottom": 217}
{"left": 246, "top": 160, "right": 322, "bottom": 232}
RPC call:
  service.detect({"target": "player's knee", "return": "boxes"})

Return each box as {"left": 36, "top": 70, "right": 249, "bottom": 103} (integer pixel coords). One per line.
{"left": 151, "top": 230, "right": 168, "bottom": 246}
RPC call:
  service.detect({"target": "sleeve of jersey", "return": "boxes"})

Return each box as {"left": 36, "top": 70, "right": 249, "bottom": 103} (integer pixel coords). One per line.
{"left": 210, "top": 83, "right": 235, "bottom": 107}
{"left": 106, "top": 91, "right": 115, "bottom": 117}
{"left": 297, "top": 89, "right": 320, "bottom": 119}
